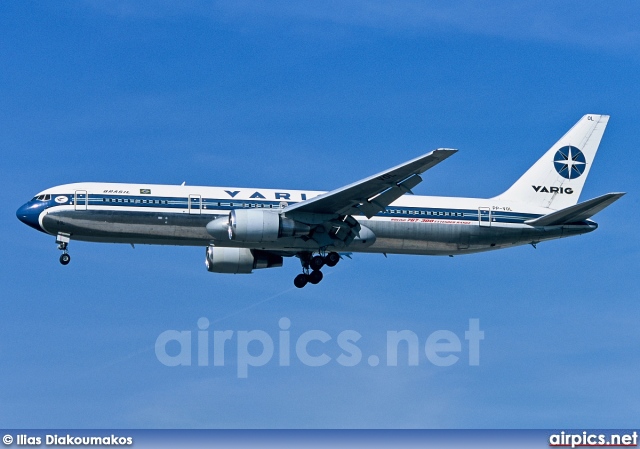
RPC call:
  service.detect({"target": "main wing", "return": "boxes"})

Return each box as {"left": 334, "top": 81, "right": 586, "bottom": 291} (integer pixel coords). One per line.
{"left": 283, "top": 148, "right": 457, "bottom": 220}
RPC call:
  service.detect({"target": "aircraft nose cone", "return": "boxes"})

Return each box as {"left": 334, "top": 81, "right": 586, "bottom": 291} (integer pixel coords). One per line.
{"left": 16, "top": 202, "right": 43, "bottom": 231}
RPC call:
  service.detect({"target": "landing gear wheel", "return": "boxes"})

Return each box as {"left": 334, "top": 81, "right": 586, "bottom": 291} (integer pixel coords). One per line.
{"left": 324, "top": 252, "right": 340, "bottom": 267}
{"left": 294, "top": 274, "right": 308, "bottom": 288}
{"left": 310, "top": 255, "right": 325, "bottom": 271}
{"left": 60, "top": 253, "right": 71, "bottom": 265}
{"left": 308, "top": 270, "right": 323, "bottom": 285}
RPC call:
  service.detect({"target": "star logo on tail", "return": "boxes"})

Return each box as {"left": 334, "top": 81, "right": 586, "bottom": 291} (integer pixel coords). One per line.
{"left": 554, "top": 146, "right": 586, "bottom": 179}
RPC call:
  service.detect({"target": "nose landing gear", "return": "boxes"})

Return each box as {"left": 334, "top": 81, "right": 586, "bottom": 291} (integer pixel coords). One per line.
{"left": 293, "top": 251, "right": 340, "bottom": 288}
{"left": 56, "top": 233, "right": 71, "bottom": 265}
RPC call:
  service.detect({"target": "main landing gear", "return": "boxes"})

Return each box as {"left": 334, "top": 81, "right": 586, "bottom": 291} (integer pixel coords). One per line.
{"left": 56, "top": 233, "right": 71, "bottom": 265}
{"left": 293, "top": 251, "right": 341, "bottom": 288}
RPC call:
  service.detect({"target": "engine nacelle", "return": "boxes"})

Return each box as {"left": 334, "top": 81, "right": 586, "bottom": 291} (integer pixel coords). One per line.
{"left": 228, "top": 209, "right": 310, "bottom": 242}
{"left": 205, "top": 246, "right": 283, "bottom": 274}
{"left": 206, "top": 216, "right": 231, "bottom": 240}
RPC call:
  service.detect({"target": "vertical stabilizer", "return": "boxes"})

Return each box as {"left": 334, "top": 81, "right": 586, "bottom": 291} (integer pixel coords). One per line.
{"left": 495, "top": 115, "right": 609, "bottom": 210}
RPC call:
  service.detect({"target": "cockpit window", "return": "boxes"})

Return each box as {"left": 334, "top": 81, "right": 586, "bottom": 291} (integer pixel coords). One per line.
{"left": 32, "top": 194, "right": 51, "bottom": 201}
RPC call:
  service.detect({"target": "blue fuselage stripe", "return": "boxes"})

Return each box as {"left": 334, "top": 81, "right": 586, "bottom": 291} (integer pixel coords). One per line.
{"left": 46, "top": 193, "right": 542, "bottom": 224}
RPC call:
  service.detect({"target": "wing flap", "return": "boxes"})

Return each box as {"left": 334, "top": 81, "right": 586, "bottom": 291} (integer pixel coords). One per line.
{"left": 525, "top": 192, "right": 625, "bottom": 226}
{"left": 357, "top": 174, "right": 422, "bottom": 218}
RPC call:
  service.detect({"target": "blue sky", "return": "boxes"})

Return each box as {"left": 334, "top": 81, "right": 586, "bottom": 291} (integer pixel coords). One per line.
{"left": 1, "top": 1, "right": 639, "bottom": 428}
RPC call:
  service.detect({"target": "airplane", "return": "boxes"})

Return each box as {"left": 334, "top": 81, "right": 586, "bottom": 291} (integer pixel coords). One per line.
{"left": 17, "top": 114, "right": 624, "bottom": 288}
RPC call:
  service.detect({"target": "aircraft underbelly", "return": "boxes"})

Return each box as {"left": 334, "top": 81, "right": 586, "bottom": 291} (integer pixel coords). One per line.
{"left": 363, "top": 220, "right": 524, "bottom": 255}
{"left": 41, "top": 209, "right": 588, "bottom": 255}
{"left": 42, "top": 209, "right": 215, "bottom": 243}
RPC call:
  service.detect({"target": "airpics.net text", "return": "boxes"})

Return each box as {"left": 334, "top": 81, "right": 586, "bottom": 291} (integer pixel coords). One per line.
{"left": 155, "top": 318, "right": 484, "bottom": 378}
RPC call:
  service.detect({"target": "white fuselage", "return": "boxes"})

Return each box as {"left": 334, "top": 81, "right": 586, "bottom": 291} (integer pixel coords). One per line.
{"left": 18, "top": 182, "right": 596, "bottom": 257}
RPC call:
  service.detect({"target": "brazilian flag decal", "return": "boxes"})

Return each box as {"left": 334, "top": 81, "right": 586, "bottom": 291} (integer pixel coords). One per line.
{"left": 140, "top": 189, "right": 151, "bottom": 194}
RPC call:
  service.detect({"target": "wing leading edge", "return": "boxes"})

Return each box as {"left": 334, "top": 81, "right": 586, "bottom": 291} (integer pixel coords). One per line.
{"left": 283, "top": 148, "right": 457, "bottom": 219}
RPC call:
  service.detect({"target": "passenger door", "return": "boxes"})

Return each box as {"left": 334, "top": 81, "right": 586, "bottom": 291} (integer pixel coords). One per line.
{"left": 188, "top": 194, "right": 202, "bottom": 215}
{"left": 478, "top": 207, "right": 491, "bottom": 227}
{"left": 75, "top": 190, "right": 88, "bottom": 211}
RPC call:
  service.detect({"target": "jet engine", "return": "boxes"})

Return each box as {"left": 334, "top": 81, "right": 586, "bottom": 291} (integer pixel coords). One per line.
{"left": 205, "top": 246, "right": 283, "bottom": 274}
{"left": 206, "top": 209, "right": 310, "bottom": 243}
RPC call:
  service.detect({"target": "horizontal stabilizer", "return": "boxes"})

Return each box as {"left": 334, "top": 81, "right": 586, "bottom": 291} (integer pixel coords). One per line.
{"left": 525, "top": 192, "right": 625, "bottom": 227}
